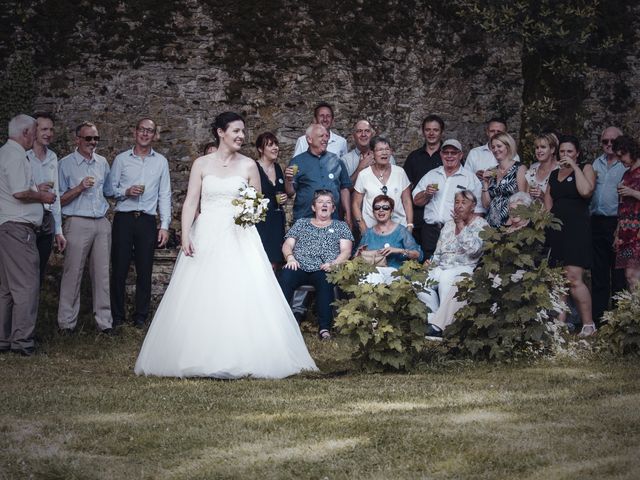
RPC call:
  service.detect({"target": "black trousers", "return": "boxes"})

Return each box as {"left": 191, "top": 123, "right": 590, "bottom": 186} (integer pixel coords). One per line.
{"left": 36, "top": 211, "right": 55, "bottom": 286}
{"left": 591, "top": 215, "right": 626, "bottom": 325}
{"left": 110, "top": 212, "right": 157, "bottom": 326}
{"left": 420, "top": 223, "right": 443, "bottom": 259}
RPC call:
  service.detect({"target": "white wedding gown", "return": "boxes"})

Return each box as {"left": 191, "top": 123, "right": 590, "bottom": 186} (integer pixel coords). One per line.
{"left": 134, "top": 175, "right": 318, "bottom": 379}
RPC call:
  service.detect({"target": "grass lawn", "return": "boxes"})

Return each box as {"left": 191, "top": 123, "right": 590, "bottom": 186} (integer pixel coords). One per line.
{"left": 1, "top": 321, "right": 639, "bottom": 480}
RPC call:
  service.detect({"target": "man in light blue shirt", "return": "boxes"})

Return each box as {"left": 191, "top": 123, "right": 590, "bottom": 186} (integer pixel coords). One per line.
{"left": 590, "top": 126, "right": 627, "bottom": 324}
{"left": 57, "top": 121, "right": 114, "bottom": 335}
{"left": 26, "top": 112, "right": 66, "bottom": 284}
{"left": 110, "top": 118, "right": 172, "bottom": 328}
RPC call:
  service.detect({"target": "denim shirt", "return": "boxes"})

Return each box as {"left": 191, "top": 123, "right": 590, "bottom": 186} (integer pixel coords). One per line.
{"left": 590, "top": 154, "right": 627, "bottom": 216}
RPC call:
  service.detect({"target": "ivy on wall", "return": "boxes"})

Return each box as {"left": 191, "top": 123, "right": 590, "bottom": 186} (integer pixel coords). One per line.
{"left": 452, "top": 0, "right": 636, "bottom": 162}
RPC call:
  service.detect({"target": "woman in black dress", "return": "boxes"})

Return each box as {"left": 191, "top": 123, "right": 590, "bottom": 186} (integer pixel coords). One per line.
{"left": 255, "top": 132, "right": 287, "bottom": 269}
{"left": 544, "top": 135, "right": 597, "bottom": 336}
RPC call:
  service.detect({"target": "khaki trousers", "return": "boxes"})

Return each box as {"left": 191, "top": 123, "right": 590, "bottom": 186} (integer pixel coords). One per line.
{"left": 57, "top": 217, "right": 112, "bottom": 330}
{"left": 0, "top": 222, "right": 39, "bottom": 351}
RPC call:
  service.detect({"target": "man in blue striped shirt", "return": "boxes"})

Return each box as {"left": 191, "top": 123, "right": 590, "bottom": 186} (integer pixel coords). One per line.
{"left": 110, "top": 118, "right": 172, "bottom": 329}
{"left": 57, "top": 121, "right": 114, "bottom": 335}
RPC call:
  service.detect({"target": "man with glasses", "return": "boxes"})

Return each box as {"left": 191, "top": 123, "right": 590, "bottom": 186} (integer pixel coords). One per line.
{"left": 57, "top": 121, "right": 114, "bottom": 335}
{"left": 26, "top": 112, "right": 66, "bottom": 284}
{"left": 590, "top": 126, "right": 627, "bottom": 325}
{"left": 110, "top": 118, "right": 171, "bottom": 329}
{"left": 341, "top": 119, "right": 396, "bottom": 182}
{"left": 412, "top": 139, "right": 482, "bottom": 258}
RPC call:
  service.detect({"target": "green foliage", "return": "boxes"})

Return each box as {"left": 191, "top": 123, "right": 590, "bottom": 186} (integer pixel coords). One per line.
{"left": 444, "top": 204, "right": 567, "bottom": 360}
{"left": 328, "top": 259, "right": 429, "bottom": 372}
{"left": 0, "top": 52, "right": 35, "bottom": 143}
{"left": 600, "top": 284, "right": 640, "bottom": 356}
{"left": 453, "top": 0, "right": 636, "bottom": 161}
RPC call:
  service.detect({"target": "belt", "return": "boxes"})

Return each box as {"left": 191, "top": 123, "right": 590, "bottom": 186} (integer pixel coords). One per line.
{"left": 117, "top": 211, "right": 150, "bottom": 218}
{"left": 66, "top": 215, "right": 104, "bottom": 220}
{"left": 6, "top": 221, "right": 36, "bottom": 230}
{"left": 425, "top": 222, "right": 445, "bottom": 229}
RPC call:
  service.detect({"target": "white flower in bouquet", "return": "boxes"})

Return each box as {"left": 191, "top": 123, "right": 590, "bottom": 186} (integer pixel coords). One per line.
{"left": 231, "top": 186, "right": 269, "bottom": 227}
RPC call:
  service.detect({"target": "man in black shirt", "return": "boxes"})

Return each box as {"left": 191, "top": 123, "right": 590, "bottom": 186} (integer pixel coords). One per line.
{"left": 403, "top": 114, "right": 445, "bottom": 243}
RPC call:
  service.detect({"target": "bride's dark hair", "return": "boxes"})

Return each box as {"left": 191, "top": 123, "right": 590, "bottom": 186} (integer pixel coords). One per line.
{"left": 211, "top": 112, "right": 245, "bottom": 143}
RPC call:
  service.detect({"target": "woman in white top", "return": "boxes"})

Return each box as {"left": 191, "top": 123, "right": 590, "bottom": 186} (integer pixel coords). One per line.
{"left": 525, "top": 132, "right": 559, "bottom": 201}
{"left": 352, "top": 136, "right": 413, "bottom": 234}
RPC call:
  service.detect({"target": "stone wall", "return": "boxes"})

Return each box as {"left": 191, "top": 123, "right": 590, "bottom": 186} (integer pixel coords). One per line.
{"left": 3, "top": 1, "right": 640, "bottom": 230}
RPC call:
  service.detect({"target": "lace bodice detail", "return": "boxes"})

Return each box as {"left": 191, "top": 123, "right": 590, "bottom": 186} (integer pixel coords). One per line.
{"left": 200, "top": 175, "right": 247, "bottom": 213}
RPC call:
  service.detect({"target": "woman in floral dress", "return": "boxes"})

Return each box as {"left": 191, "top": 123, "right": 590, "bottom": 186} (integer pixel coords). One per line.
{"left": 613, "top": 135, "right": 640, "bottom": 289}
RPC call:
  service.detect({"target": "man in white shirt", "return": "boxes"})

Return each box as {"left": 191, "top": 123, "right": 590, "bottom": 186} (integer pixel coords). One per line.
{"left": 341, "top": 119, "right": 396, "bottom": 182}
{"left": 412, "top": 139, "right": 483, "bottom": 257}
{"left": 26, "top": 112, "right": 66, "bottom": 284}
{"left": 292, "top": 102, "right": 348, "bottom": 159}
{"left": 464, "top": 117, "right": 519, "bottom": 179}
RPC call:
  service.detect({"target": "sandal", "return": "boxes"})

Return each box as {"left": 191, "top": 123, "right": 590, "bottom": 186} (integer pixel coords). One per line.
{"left": 578, "top": 324, "right": 597, "bottom": 338}
{"left": 319, "top": 329, "right": 331, "bottom": 340}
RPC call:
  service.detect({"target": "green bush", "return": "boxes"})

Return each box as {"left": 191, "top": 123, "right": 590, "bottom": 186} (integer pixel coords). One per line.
{"left": 444, "top": 204, "right": 567, "bottom": 360}
{"left": 599, "top": 284, "right": 640, "bottom": 356}
{"left": 328, "top": 259, "right": 430, "bottom": 372}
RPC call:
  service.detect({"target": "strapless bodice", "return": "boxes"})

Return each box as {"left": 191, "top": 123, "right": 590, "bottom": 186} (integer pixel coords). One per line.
{"left": 200, "top": 175, "right": 247, "bottom": 213}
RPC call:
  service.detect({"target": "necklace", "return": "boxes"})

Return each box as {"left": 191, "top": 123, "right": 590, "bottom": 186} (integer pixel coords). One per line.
{"left": 373, "top": 165, "right": 389, "bottom": 181}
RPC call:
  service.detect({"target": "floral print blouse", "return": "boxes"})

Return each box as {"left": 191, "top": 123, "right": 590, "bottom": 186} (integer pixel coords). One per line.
{"left": 431, "top": 216, "right": 489, "bottom": 269}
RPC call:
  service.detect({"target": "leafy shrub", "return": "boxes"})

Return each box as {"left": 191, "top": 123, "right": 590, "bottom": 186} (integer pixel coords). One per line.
{"left": 328, "top": 259, "right": 429, "bottom": 371}
{"left": 444, "top": 204, "right": 567, "bottom": 360}
{"left": 599, "top": 284, "right": 640, "bottom": 356}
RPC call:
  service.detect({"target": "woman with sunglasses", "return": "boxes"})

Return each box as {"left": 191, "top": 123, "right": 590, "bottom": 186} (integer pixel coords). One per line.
{"left": 356, "top": 195, "right": 423, "bottom": 284}
{"left": 352, "top": 136, "right": 413, "bottom": 235}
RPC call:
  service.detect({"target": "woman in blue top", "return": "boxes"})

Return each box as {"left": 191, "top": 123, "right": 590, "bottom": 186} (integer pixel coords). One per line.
{"left": 356, "top": 194, "right": 423, "bottom": 284}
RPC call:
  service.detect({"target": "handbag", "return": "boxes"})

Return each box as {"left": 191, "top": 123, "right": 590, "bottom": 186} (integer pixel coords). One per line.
{"left": 359, "top": 249, "right": 387, "bottom": 267}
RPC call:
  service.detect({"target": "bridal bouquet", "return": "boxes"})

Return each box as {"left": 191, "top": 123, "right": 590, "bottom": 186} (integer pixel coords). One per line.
{"left": 232, "top": 186, "right": 269, "bottom": 227}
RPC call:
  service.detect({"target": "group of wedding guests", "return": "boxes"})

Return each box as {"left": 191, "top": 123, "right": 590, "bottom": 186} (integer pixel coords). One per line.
{"left": 1, "top": 113, "right": 171, "bottom": 355}
{"left": 249, "top": 105, "right": 640, "bottom": 341}
{"left": 2, "top": 105, "right": 640, "bottom": 356}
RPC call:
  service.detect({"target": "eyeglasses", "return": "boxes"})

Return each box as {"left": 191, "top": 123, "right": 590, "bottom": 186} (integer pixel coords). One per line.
{"left": 441, "top": 150, "right": 460, "bottom": 156}
{"left": 381, "top": 186, "right": 388, "bottom": 195}
{"left": 355, "top": 129, "right": 371, "bottom": 135}
{"left": 79, "top": 136, "right": 100, "bottom": 142}
{"left": 602, "top": 139, "right": 615, "bottom": 145}
{"left": 373, "top": 205, "right": 391, "bottom": 211}
{"left": 137, "top": 127, "right": 156, "bottom": 134}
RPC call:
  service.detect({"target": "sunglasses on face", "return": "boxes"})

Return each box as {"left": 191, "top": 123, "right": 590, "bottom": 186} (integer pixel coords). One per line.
{"left": 602, "top": 139, "right": 615, "bottom": 145}
{"left": 373, "top": 205, "right": 391, "bottom": 211}
{"left": 79, "top": 136, "right": 100, "bottom": 142}
{"left": 137, "top": 127, "right": 156, "bottom": 134}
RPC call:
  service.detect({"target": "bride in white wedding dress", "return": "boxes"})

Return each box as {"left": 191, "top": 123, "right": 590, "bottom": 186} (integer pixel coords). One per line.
{"left": 135, "top": 112, "right": 318, "bottom": 378}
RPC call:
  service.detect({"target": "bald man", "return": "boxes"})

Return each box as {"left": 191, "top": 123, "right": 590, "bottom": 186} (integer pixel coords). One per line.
{"left": 590, "top": 126, "right": 627, "bottom": 324}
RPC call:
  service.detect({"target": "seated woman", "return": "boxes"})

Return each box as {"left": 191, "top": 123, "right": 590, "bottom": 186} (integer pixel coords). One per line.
{"left": 425, "top": 191, "right": 533, "bottom": 340}
{"left": 418, "top": 190, "right": 489, "bottom": 338}
{"left": 355, "top": 194, "right": 423, "bottom": 284}
{"left": 278, "top": 190, "right": 354, "bottom": 340}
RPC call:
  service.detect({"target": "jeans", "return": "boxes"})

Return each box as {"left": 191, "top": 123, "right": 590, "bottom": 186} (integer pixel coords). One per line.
{"left": 278, "top": 269, "right": 335, "bottom": 331}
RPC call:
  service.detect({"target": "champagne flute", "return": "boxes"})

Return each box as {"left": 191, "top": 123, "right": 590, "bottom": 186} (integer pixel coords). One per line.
{"left": 275, "top": 192, "right": 286, "bottom": 212}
